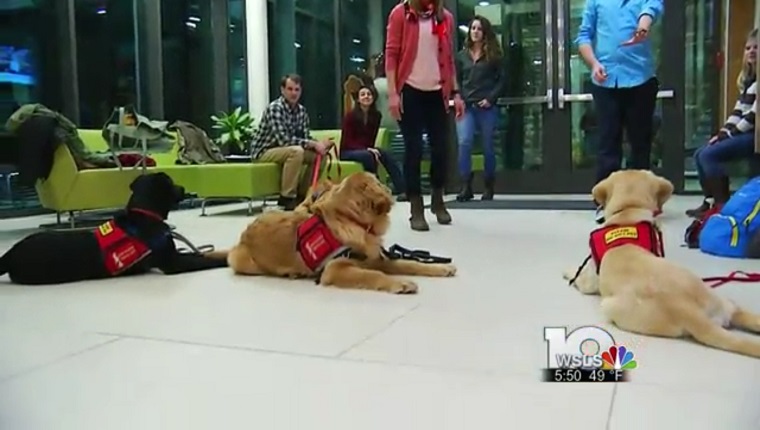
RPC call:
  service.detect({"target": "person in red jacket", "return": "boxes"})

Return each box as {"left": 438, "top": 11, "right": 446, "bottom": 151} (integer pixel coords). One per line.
{"left": 385, "top": 0, "right": 465, "bottom": 231}
{"left": 340, "top": 85, "right": 406, "bottom": 200}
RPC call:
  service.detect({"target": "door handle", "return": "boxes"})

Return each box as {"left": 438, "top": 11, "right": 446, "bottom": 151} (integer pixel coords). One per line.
{"left": 556, "top": 90, "right": 676, "bottom": 106}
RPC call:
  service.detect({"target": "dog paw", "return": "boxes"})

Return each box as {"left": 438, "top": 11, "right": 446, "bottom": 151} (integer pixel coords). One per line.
{"left": 429, "top": 263, "right": 457, "bottom": 277}
{"left": 386, "top": 279, "right": 418, "bottom": 294}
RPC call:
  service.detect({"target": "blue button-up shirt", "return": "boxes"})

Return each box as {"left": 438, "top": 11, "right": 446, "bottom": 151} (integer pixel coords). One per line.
{"left": 575, "top": 0, "right": 663, "bottom": 88}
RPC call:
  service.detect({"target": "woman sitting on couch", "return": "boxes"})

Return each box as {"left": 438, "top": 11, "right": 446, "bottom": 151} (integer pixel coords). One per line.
{"left": 687, "top": 28, "right": 758, "bottom": 218}
{"left": 339, "top": 84, "right": 407, "bottom": 200}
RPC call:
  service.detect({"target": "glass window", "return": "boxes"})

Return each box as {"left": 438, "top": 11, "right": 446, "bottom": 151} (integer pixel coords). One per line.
{"left": 161, "top": 0, "right": 215, "bottom": 129}
{"left": 0, "top": 0, "right": 64, "bottom": 216}
{"left": 0, "top": 0, "right": 63, "bottom": 128}
{"left": 228, "top": 0, "right": 247, "bottom": 109}
{"left": 338, "top": 0, "right": 405, "bottom": 132}
{"left": 683, "top": 0, "right": 720, "bottom": 191}
{"left": 267, "top": 0, "right": 338, "bottom": 129}
{"left": 295, "top": 5, "right": 337, "bottom": 129}
{"left": 75, "top": 0, "right": 139, "bottom": 128}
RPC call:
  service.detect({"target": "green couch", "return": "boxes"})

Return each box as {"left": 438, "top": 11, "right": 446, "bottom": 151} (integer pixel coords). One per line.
{"left": 36, "top": 128, "right": 390, "bottom": 223}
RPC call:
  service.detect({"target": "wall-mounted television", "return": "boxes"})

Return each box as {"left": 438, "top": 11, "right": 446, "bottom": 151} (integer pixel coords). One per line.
{"left": 0, "top": 46, "right": 34, "bottom": 86}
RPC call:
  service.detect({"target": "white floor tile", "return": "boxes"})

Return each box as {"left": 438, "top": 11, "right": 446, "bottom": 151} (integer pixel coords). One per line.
{"left": 610, "top": 383, "right": 760, "bottom": 429}
{"left": 0, "top": 337, "right": 614, "bottom": 430}
{"left": 0, "top": 196, "right": 757, "bottom": 428}
{"left": 0, "top": 328, "right": 117, "bottom": 381}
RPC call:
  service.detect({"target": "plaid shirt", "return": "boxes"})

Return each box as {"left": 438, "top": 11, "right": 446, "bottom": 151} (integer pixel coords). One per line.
{"left": 250, "top": 96, "right": 313, "bottom": 159}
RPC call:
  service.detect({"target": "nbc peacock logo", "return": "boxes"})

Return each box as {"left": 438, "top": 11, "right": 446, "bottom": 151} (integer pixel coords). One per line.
{"left": 601, "top": 345, "right": 638, "bottom": 370}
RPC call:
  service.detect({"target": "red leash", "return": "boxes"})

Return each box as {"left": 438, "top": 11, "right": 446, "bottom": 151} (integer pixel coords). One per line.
{"left": 703, "top": 271, "right": 760, "bottom": 288}
{"left": 309, "top": 147, "right": 343, "bottom": 189}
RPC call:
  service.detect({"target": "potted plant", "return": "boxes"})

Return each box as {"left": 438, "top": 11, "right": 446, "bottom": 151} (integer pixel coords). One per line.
{"left": 210, "top": 107, "right": 255, "bottom": 156}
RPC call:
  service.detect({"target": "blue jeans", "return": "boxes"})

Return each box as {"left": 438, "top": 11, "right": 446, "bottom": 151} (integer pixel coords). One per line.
{"left": 340, "top": 148, "right": 406, "bottom": 194}
{"left": 694, "top": 132, "right": 756, "bottom": 179}
{"left": 455, "top": 104, "right": 498, "bottom": 179}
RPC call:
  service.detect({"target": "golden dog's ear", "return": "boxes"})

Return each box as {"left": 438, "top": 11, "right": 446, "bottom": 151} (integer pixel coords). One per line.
{"left": 654, "top": 175, "right": 674, "bottom": 208}
{"left": 591, "top": 177, "right": 611, "bottom": 206}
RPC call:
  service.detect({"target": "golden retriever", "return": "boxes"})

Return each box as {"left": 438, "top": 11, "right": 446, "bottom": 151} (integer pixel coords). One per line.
{"left": 564, "top": 170, "right": 760, "bottom": 358}
{"left": 218, "top": 172, "right": 456, "bottom": 294}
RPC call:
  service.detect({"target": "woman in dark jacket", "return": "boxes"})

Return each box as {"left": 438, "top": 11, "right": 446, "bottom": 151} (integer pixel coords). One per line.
{"left": 454, "top": 15, "right": 505, "bottom": 201}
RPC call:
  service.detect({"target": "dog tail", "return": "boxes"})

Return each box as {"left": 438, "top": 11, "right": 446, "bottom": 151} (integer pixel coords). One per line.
{"left": 681, "top": 305, "right": 760, "bottom": 358}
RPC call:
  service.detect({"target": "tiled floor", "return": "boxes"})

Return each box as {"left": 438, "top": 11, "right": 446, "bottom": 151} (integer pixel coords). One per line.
{"left": 0, "top": 196, "right": 759, "bottom": 429}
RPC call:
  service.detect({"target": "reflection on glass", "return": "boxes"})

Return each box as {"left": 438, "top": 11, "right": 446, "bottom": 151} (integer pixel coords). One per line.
{"left": 294, "top": 10, "right": 337, "bottom": 129}
{"left": 683, "top": 0, "right": 719, "bottom": 191}
{"left": 501, "top": 1, "right": 544, "bottom": 170}
{"left": 228, "top": 0, "right": 247, "bottom": 110}
{"left": 75, "top": 0, "right": 138, "bottom": 128}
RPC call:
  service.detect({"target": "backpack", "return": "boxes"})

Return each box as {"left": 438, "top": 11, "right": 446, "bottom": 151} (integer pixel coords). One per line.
{"left": 699, "top": 177, "right": 760, "bottom": 258}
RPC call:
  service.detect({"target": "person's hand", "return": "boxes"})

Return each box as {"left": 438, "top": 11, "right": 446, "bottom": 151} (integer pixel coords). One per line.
{"left": 621, "top": 15, "right": 652, "bottom": 46}
{"left": 367, "top": 147, "right": 380, "bottom": 161}
{"left": 592, "top": 62, "right": 607, "bottom": 83}
{"left": 388, "top": 93, "right": 402, "bottom": 121}
{"left": 708, "top": 134, "right": 719, "bottom": 145}
{"left": 322, "top": 137, "right": 335, "bottom": 150}
{"left": 453, "top": 94, "right": 465, "bottom": 119}
{"left": 311, "top": 141, "right": 328, "bottom": 154}
{"left": 477, "top": 99, "right": 491, "bottom": 108}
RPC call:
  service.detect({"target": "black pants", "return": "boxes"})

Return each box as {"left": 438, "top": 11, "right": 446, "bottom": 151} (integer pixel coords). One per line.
{"left": 591, "top": 77, "right": 659, "bottom": 184}
{"left": 398, "top": 85, "right": 448, "bottom": 196}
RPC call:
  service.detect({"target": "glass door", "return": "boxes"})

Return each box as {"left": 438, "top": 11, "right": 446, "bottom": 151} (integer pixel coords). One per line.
{"left": 464, "top": 0, "right": 686, "bottom": 193}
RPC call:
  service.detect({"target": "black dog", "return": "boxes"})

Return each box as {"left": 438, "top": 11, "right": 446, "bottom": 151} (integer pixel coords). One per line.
{"left": 0, "top": 172, "right": 227, "bottom": 285}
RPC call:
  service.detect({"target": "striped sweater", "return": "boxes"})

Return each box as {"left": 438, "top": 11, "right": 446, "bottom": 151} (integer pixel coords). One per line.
{"left": 721, "top": 79, "right": 757, "bottom": 138}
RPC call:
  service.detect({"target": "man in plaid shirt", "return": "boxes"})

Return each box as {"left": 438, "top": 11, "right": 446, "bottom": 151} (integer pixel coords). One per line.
{"left": 250, "top": 74, "right": 334, "bottom": 210}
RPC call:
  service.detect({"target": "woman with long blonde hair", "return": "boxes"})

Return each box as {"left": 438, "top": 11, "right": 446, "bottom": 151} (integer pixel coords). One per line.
{"left": 454, "top": 15, "right": 505, "bottom": 202}
{"left": 688, "top": 28, "right": 758, "bottom": 218}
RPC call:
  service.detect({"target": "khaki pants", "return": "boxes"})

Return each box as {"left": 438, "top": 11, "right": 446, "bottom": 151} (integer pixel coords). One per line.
{"left": 259, "top": 146, "right": 321, "bottom": 197}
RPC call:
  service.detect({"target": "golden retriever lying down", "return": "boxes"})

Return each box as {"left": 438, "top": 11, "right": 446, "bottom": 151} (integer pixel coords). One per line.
{"left": 564, "top": 170, "right": 760, "bottom": 358}
{"left": 215, "top": 172, "right": 456, "bottom": 294}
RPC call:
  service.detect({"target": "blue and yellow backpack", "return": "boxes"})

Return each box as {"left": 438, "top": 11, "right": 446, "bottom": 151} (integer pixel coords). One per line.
{"left": 699, "top": 177, "right": 760, "bottom": 258}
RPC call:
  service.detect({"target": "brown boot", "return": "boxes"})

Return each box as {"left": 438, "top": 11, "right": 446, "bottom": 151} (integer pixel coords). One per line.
{"left": 430, "top": 188, "right": 452, "bottom": 225}
{"left": 408, "top": 195, "right": 429, "bottom": 231}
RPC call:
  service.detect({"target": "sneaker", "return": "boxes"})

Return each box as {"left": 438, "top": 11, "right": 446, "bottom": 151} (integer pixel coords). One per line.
{"left": 595, "top": 206, "right": 605, "bottom": 224}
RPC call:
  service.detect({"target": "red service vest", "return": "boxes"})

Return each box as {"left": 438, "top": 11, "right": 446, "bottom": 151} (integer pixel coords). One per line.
{"left": 296, "top": 215, "right": 349, "bottom": 273}
{"left": 94, "top": 220, "right": 152, "bottom": 275}
{"left": 589, "top": 221, "right": 664, "bottom": 270}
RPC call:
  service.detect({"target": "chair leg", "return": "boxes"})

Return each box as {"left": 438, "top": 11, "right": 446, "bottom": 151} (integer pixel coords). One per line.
{"left": 68, "top": 211, "right": 76, "bottom": 228}
{"left": 200, "top": 199, "right": 208, "bottom": 216}
{"left": 56, "top": 212, "right": 62, "bottom": 224}
{"left": 247, "top": 199, "right": 253, "bottom": 215}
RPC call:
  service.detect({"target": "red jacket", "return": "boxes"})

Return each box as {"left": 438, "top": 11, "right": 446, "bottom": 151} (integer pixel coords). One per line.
{"left": 384, "top": 2, "right": 456, "bottom": 106}
{"left": 339, "top": 111, "right": 380, "bottom": 153}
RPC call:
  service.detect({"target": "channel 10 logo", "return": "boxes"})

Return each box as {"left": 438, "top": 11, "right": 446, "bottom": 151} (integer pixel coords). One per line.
{"left": 544, "top": 325, "right": 617, "bottom": 369}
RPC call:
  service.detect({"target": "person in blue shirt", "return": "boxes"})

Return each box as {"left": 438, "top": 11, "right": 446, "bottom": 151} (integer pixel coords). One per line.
{"left": 576, "top": 0, "right": 664, "bottom": 223}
